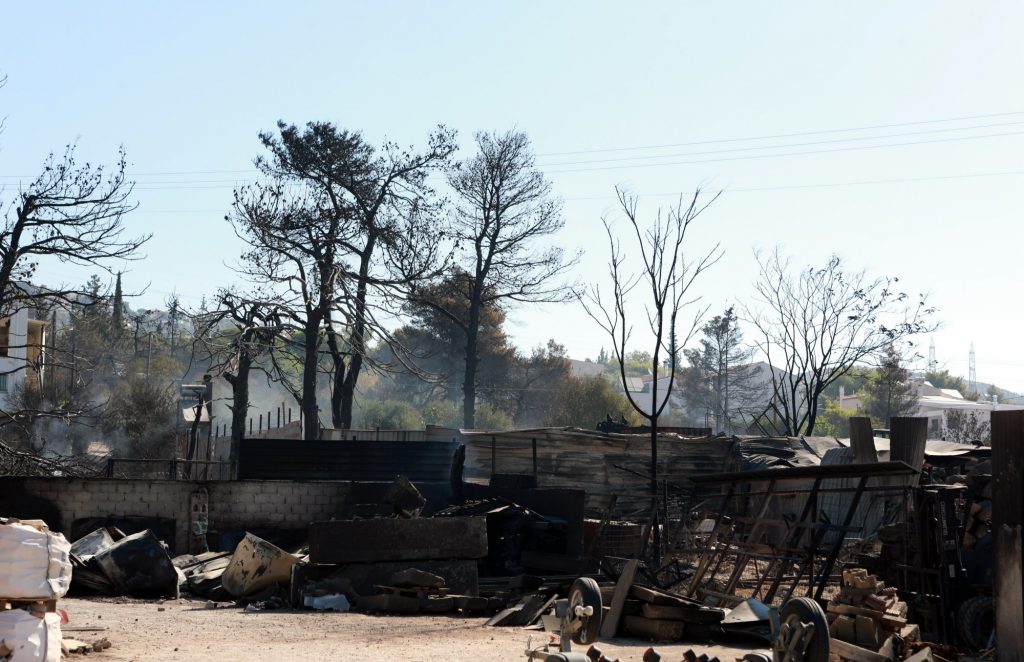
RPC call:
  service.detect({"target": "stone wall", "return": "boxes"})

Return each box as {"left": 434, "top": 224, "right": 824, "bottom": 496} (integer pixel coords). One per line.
{"left": 0, "top": 477, "right": 449, "bottom": 554}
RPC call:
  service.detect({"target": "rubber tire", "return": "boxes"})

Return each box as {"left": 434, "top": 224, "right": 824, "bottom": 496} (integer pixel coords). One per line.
{"left": 778, "top": 597, "right": 830, "bottom": 662}
{"left": 567, "top": 577, "right": 603, "bottom": 645}
{"left": 957, "top": 594, "right": 994, "bottom": 650}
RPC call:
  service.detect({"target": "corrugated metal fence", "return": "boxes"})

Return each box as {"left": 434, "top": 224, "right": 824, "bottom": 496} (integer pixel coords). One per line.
{"left": 237, "top": 438, "right": 460, "bottom": 481}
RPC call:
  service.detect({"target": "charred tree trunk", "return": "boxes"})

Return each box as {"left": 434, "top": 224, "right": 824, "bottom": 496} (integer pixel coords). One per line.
{"left": 337, "top": 238, "right": 374, "bottom": 430}
{"left": 223, "top": 353, "right": 252, "bottom": 466}
{"left": 462, "top": 287, "right": 483, "bottom": 429}
{"left": 326, "top": 328, "right": 347, "bottom": 429}
{"left": 301, "top": 318, "right": 321, "bottom": 440}
{"left": 339, "top": 352, "right": 361, "bottom": 429}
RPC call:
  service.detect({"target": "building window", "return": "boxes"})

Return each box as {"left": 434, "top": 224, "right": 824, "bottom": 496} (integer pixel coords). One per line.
{"left": 0, "top": 319, "right": 8, "bottom": 357}
{"left": 0, "top": 374, "right": 8, "bottom": 392}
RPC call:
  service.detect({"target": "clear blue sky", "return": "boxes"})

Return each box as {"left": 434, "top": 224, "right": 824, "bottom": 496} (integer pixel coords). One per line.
{"left": 3, "top": 2, "right": 1023, "bottom": 391}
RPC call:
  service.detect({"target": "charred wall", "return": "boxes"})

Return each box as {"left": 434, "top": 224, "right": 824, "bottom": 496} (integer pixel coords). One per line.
{"left": 0, "top": 477, "right": 453, "bottom": 554}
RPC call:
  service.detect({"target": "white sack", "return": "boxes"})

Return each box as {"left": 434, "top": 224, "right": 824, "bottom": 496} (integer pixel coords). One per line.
{"left": 0, "top": 611, "right": 61, "bottom": 662}
{"left": 0, "top": 523, "right": 72, "bottom": 599}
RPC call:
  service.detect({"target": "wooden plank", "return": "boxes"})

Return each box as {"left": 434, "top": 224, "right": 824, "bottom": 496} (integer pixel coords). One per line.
{"left": 600, "top": 558, "right": 639, "bottom": 638}
{"left": 992, "top": 410, "right": 1024, "bottom": 662}
{"left": 826, "top": 602, "right": 907, "bottom": 629}
{"left": 854, "top": 614, "right": 882, "bottom": 649}
{"left": 622, "top": 615, "right": 686, "bottom": 641}
{"left": 521, "top": 594, "right": 558, "bottom": 627}
{"left": 904, "top": 648, "right": 934, "bottom": 662}
{"left": 889, "top": 417, "right": 928, "bottom": 486}
{"left": 308, "top": 517, "right": 487, "bottom": 564}
{"left": 849, "top": 417, "right": 877, "bottom": 463}
{"left": 829, "top": 637, "right": 889, "bottom": 662}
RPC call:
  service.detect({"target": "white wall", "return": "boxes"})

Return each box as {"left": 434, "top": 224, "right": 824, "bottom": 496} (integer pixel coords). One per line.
{"left": 0, "top": 307, "right": 31, "bottom": 410}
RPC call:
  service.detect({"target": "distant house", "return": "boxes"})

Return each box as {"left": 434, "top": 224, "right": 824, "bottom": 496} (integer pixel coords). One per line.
{"left": 0, "top": 305, "right": 50, "bottom": 411}
{"left": 839, "top": 379, "right": 1024, "bottom": 439}
{"left": 616, "top": 374, "right": 686, "bottom": 420}
{"left": 567, "top": 358, "right": 606, "bottom": 379}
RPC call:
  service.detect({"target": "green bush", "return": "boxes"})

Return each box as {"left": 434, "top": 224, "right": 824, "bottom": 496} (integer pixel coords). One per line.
{"left": 815, "top": 399, "right": 857, "bottom": 438}
{"left": 356, "top": 400, "right": 423, "bottom": 430}
{"left": 421, "top": 400, "right": 461, "bottom": 428}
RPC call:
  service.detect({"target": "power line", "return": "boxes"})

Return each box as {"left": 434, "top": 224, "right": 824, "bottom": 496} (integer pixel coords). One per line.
{"left": 3, "top": 108, "right": 1024, "bottom": 179}
{"left": 61, "top": 127, "right": 1024, "bottom": 192}
{"left": 118, "top": 129, "right": 1024, "bottom": 188}
{"left": 535, "top": 109, "right": 1024, "bottom": 157}
{"left": 545, "top": 129, "right": 1024, "bottom": 175}
{"left": 556, "top": 169, "right": 1024, "bottom": 200}
{"left": 128, "top": 168, "right": 1024, "bottom": 211}
{"left": 540, "top": 119, "right": 1024, "bottom": 168}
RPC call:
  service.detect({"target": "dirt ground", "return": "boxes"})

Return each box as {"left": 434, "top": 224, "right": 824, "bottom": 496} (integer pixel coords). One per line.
{"left": 59, "top": 596, "right": 768, "bottom": 662}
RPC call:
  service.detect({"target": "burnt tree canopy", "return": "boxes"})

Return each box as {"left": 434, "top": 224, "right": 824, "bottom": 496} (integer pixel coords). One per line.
{"left": 230, "top": 121, "right": 455, "bottom": 438}
{"left": 745, "top": 249, "right": 936, "bottom": 436}
{"left": 0, "top": 146, "right": 148, "bottom": 317}
{"left": 582, "top": 186, "right": 722, "bottom": 562}
{"left": 191, "top": 289, "right": 287, "bottom": 452}
{"left": 410, "top": 130, "right": 576, "bottom": 429}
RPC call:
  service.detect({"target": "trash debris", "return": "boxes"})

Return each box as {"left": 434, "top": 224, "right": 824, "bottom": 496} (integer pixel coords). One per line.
{"left": 176, "top": 551, "right": 232, "bottom": 600}
{"left": 92, "top": 530, "right": 179, "bottom": 599}
{"left": 303, "top": 594, "right": 350, "bottom": 612}
{"left": 384, "top": 474, "right": 427, "bottom": 518}
{"left": 220, "top": 533, "right": 298, "bottom": 598}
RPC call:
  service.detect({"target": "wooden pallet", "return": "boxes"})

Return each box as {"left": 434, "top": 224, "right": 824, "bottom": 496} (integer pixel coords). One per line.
{"left": 0, "top": 598, "right": 58, "bottom": 613}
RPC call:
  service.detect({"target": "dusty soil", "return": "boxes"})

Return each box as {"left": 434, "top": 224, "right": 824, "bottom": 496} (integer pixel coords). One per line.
{"left": 59, "top": 596, "right": 767, "bottom": 661}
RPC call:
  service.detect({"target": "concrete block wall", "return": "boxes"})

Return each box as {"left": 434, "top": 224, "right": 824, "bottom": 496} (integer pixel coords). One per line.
{"left": 207, "top": 480, "right": 355, "bottom": 530}
{"left": 0, "top": 478, "right": 401, "bottom": 554}
{"left": 3, "top": 478, "right": 196, "bottom": 553}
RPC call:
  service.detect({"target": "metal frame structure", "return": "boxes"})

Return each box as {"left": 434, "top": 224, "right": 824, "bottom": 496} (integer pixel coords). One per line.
{"left": 677, "top": 461, "right": 918, "bottom": 607}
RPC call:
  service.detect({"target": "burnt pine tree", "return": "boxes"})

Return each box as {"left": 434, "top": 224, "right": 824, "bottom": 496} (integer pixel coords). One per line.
{"left": 411, "top": 130, "right": 577, "bottom": 428}
{"left": 682, "top": 306, "right": 758, "bottom": 433}
{"left": 0, "top": 146, "right": 148, "bottom": 319}
{"left": 231, "top": 122, "right": 455, "bottom": 438}
{"left": 582, "top": 187, "right": 722, "bottom": 560}
{"left": 191, "top": 290, "right": 286, "bottom": 461}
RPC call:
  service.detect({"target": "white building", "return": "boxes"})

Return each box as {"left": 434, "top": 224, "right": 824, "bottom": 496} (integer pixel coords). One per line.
{"left": 0, "top": 306, "right": 49, "bottom": 411}
{"left": 839, "top": 379, "right": 1024, "bottom": 439}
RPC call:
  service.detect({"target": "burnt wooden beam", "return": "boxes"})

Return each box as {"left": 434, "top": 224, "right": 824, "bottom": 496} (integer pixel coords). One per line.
{"left": 849, "top": 417, "right": 877, "bottom": 463}
{"left": 889, "top": 417, "right": 928, "bottom": 486}
{"left": 992, "top": 410, "right": 1024, "bottom": 662}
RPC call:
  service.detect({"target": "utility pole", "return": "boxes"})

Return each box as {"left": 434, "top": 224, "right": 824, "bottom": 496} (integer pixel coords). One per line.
{"left": 968, "top": 342, "right": 977, "bottom": 395}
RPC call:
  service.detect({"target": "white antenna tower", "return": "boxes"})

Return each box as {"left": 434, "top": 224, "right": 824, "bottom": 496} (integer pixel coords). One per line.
{"left": 927, "top": 338, "right": 937, "bottom": 373}
{"left": 968, "top": 342, "right": 977, "bottom": 394}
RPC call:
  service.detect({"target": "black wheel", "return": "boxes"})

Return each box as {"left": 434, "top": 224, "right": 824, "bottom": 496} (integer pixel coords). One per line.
{"left": 567, "top": 577, "right": 603, "bottom": 645}
{"left": 958, "top": 594, "right": 994, "bottom": 650}
{"left": 778, "top": 597, "right": 830, "bottom": 662}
